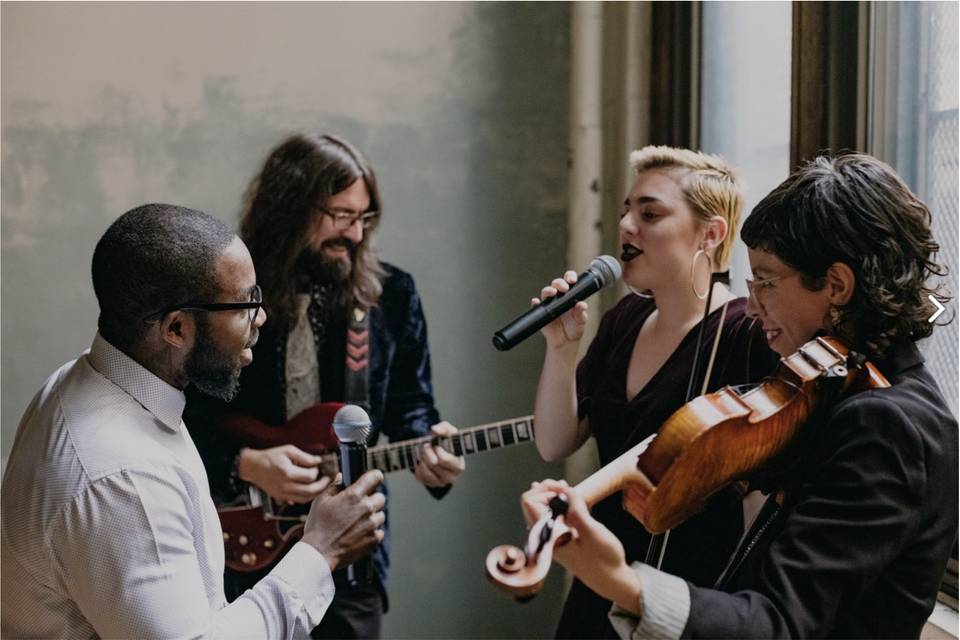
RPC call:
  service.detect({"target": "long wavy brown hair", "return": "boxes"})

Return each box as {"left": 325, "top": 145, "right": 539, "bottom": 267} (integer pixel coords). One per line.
{"left": 239, "top": 133, "right": 385, "bottom": 333}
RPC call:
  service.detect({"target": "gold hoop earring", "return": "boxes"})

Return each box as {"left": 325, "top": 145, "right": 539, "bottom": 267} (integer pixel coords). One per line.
{"left": 691, "top": 249, "right": 713, "bottom": 300}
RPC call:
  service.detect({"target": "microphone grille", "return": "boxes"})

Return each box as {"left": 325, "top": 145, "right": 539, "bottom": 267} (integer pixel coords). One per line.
{"left": 333, "top": 404, "right": 373, "bottom": 443}
{"left": 589, "top": 255, "right": 622, "bottom": 286}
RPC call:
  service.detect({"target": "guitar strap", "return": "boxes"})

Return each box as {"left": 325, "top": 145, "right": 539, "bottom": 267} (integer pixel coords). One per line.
{"left": 344, "top": 305, "right": 371, "bottom": 418}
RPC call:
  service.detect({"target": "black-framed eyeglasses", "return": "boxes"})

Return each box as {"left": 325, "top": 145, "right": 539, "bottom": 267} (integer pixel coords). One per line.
{"left": 318, "top": 207, "right": 380, "bottom": 230}
{"left": 145, "top": 285, "right": 263, "bottom": 323}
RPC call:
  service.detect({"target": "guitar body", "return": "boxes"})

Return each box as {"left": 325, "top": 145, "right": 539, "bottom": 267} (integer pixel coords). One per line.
{"left": 218, "top": 505, "right": 300, "bottom": 573}
{"left": 215, "top": 405, "right": 535, "bottom": 572}
{"left": 219, "top": 403, "right": 344, "bottom": 453}
{"left": 215, "top": 403, "right": 344, "bottom": 572}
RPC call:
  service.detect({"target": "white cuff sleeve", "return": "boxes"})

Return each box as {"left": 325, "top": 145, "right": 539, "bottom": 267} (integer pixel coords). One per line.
{"left": 271, "top": 541, "right": 336, "bottom": 628}
{"left": 608, "top": 561, "right": 690, "bottom": 640}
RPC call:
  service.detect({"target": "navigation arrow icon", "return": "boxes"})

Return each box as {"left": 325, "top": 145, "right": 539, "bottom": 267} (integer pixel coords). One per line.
{"left": 928, "top": 295, "right": 945, "bottom": 323}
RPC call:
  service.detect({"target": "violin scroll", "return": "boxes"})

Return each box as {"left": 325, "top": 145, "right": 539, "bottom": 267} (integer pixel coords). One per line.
{"left": 485, "top": 495, "right": 575, "bottom": 600}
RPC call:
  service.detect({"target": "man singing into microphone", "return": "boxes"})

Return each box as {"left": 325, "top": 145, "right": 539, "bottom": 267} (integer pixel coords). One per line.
{"left": 2, "top": 204, "right": 386, "bottom": 638}
{"left": 185, "top": 133, "right": 465, "bottom": 639}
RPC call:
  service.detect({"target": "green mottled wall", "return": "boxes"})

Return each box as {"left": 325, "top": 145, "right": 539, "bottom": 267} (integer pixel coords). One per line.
{"left": 2, "top": 2, "right": 570, "bottom": 636}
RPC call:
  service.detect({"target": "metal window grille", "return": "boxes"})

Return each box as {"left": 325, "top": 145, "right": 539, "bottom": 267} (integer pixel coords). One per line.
{"left": 871, "top": 1, "right": 958, "bottom": 418}
{"left": 918, "top": 1, "right": 958, "bottom": 419}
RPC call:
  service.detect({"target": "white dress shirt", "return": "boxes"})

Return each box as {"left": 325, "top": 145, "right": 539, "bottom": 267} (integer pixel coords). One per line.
{"left": 1, "top": 334, "right": 335, "bottom": 639}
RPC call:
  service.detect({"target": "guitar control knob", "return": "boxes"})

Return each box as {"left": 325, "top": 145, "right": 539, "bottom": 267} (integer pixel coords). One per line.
{"left": 238, "top": 535, "right": 249, "bottom": 545}
{"left": 264, "top": 538, "right": 275, "bottom": 549}
{"left": 241, "top": 553, "right": 258, "bottom": 566}
{"left": 223, "top": 532, "right": 230, "bottom": 542}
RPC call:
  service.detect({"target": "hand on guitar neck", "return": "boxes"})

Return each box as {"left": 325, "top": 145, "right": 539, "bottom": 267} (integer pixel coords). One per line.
{"left": 412, "top": 421, "right": 466, "bottom": 488}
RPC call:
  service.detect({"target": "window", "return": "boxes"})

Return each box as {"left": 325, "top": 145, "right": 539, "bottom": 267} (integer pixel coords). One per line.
{"left": 700, "top": 2, "right": 793, "bottom": 291}
{"left": 869, "top": 1, "right": 959, "bottom": 419}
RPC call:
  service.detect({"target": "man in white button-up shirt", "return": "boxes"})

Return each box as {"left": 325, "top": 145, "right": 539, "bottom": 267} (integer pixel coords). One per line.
{"left": 1, "top": 203, "right": 385, "bottom": 639}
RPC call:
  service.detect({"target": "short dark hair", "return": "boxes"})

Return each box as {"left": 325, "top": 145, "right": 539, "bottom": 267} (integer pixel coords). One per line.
{"left": 91, "top": 203, "right": 236, "bottom": 350}
{"left": 239, "top": 133, "right": 385, "bottom": 333}
{"left": 742, "top": 153, "right": 949, "bottom": 358}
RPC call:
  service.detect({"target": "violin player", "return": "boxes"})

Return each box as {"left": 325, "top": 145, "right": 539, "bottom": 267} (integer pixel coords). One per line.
{"left": 523, "top": 152, "right": 958, "bottom": 639}
{"left": 531, "top": 146, "right": 778, "bottom": 638}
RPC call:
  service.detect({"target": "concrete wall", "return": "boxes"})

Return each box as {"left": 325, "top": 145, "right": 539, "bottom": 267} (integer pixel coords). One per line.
{"left": 2, "top": 2, "right": 570, "bottom": 636}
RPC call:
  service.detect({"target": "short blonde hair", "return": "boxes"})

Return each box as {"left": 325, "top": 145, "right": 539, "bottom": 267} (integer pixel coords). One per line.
{"left": 629, "top": 145, "right": 743, "bottom": 269}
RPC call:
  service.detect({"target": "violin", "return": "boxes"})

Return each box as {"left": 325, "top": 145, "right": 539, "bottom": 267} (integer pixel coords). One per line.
{"left": 486, "top": 335, "right": 890, "bottom": 599}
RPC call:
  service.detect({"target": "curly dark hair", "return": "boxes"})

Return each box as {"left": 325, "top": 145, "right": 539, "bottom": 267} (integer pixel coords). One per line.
{"left": 91, "top": 203, "right": 235, "bottom": 351}
{"left": 239, "top": 133, "right": 384, "bottom": 333}
{"left": 741, "top": 152, "right": 950, "bottom": 359}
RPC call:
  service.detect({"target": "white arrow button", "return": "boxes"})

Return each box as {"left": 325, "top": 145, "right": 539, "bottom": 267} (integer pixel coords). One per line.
{"left": 928, "top": 295, "right": 945, "bottom": 323}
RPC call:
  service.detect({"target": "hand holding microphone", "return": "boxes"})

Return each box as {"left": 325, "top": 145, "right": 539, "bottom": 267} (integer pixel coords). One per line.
{"left": 535, "top": 271, "right": 592, "bottom": 349}
{"left": 492, "top": 256, "right": 621, "bottom": 351}
{"left": 312, "top": 404, "right": 379, "bottom": 584}
{"left": 301, "top": 466, "right": 384, "bottom": 574}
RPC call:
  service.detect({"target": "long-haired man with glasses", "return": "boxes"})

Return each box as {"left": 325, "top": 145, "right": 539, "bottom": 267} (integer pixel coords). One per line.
{"left": 185, "top": 133, "right": 465, "bottom": 639}
{"left": 1, "top": 204, "right": 387, "bottom": 638}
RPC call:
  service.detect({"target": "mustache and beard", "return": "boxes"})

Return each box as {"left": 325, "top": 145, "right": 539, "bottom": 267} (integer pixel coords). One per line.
{"left": 297, "top": 237, "right": 356, "bottom": 311}
{"left": 186, "top": 315, "right": 258, "bottom": 402}
{"left": 189, "top": 238, "right": 357, "bottom": 401}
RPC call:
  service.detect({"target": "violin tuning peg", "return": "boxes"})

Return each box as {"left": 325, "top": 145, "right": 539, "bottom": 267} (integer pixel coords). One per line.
{"left": 548, "top": 494, "right": 569, "bottom": 516}
{"left": 846, "top": 351, "right": 867, "bottom": 369}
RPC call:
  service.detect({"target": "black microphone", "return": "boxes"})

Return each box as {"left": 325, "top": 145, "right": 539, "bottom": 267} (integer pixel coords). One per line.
{"left": 332, "top": 404, "right": 375, "bottom": 587}
{"left": 492, "top": 255, "right": 622, "bottom": 351}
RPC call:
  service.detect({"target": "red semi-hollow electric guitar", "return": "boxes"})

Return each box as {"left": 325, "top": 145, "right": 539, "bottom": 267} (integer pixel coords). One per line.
{"left": 215, "top": 403, "right": 535, "bottom": 572}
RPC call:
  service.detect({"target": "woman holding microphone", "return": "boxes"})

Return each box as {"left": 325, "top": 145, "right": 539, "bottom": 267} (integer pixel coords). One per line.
{"left": 532, "top": 146, "right": 776, "bottom": 639}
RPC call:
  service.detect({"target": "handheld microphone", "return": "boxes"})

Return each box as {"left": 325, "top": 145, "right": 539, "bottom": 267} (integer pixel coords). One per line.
{"left": 332, "top": 404, "right": 375, "bottom": 587}
{"left": 492, "top": 255, "right": 622, "bottom": 351}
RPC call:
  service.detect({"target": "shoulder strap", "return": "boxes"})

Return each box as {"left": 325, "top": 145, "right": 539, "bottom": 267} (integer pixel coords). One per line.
{"left": 344, "top": 306, "right": 371, "bottom": 411}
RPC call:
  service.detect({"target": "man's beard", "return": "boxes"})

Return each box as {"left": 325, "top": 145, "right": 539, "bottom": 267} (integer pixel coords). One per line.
{"left": 298, "top": 239, "right": 355, "bottom": 310}
{"left": 299, "top": 238, "right": 355, "bottom": 283}
{"left": 185, "top": 316, "right": 246, "bottom": 402}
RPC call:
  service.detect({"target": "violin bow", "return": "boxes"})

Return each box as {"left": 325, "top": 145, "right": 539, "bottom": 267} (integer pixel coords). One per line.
{"left": 643, "top": 270, "right": 730, "bottom": 569}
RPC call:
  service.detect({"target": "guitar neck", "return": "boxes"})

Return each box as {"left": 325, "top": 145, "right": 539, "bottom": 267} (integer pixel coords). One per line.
{"left": 366, "top": 415, "right": 535, "bottom": 474}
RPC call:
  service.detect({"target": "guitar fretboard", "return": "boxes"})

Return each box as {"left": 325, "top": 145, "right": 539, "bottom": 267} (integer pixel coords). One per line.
{"left": 367, "top": 415, "right": 535, "bottom": 473}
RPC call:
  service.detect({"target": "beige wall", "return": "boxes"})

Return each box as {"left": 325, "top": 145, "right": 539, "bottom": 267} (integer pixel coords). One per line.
{"left": 2, "top": 2, "right": 571, "bottom": 636}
